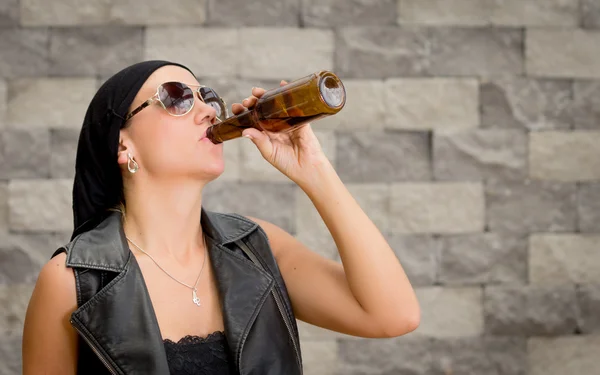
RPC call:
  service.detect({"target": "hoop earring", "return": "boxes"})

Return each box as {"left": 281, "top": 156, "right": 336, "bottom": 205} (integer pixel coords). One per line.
{"left": 127, "top": 152, "right": 139, "bottom": 174}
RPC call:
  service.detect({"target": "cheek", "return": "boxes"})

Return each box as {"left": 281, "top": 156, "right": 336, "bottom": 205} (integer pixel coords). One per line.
{"left": 155, "top": 128, "right": 208, "bottom": 167}
{"left": 133, "top": 123, "right": 176, "bottom": 160}
{"left": 141, "top": 120, "right": 191, "bottom": 149}
{"left": 135, "top": 119, "right": 221, "bottom": 172}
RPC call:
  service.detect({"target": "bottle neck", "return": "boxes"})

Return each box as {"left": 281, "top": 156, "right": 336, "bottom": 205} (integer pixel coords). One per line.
{"left": 206, "top": 110, "right": 260, "bottom": 143}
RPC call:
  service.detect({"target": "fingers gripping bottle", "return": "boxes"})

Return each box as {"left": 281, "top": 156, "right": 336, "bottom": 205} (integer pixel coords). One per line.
{"left": 206, "top": 71, "right": 346, "bottom": 144}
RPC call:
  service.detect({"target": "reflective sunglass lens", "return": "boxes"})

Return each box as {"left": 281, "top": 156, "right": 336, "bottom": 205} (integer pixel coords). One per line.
{"left": 199, "top": 87, "right": 226, "bottom": 120}
{"left": 158, "top": 82, "right": 195, "bottom": 116}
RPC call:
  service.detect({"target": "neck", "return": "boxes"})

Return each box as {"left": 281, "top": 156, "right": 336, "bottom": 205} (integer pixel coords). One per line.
{"left": 121, "top": 176, "right": 206, "bottom": 262}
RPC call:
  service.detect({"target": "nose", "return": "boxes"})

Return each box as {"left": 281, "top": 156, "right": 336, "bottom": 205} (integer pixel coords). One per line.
{"left": 193, "top": 95, "right": 218, "bottom": 125}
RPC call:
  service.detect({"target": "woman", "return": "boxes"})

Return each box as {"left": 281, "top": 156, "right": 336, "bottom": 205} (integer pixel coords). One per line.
{"left": 22, "top": 60, "right": 420, "bottom": 374}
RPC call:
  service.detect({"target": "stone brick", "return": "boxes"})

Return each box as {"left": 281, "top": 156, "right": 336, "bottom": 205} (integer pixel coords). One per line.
{"left": 486, "top": 180, "right": 577, "bottom": 233}
{"left": 490, "top": 0, "right": 579, "bottom": 26}
{"left": 398, "top": 0, "right": 579, "bottom": 27}
{"left": 390, "top": 183, "right": 485, "bottom": 234}
{"left": 21, "top": 0, "right": 112, "bottom": 25}
{"left": 414, "top": 287, "right": 484, "bottom": 337}
{"left": 22, "top": 0, "right": 206, "bottom": 26}
{"left": 0, "top": 183, "right": 6, "bottom": 233}
{"left": 8, "top": 179, "right": 72, "bottom": 232}
{"left": 50, "top": 129, "right": 78, "bottom": 179}
{"left": 385, "top": 78, "right": 479, "bottom": 130}
{"left": 109, "top": 0, "right": 206, "bottom": 25}
{"left": 530, "top": 234, "right": 600, "bottom": 285}
{"left": 238, "top": 130, "right": 335, "bottom": 182}
{"left": 0, "top": 28, "right": 48, "bottom": 79}
{"left": 300, "top": 340, "right": 337, "bottom": 375}
{"left": 49, "top": 27, "right": 143, "bottom": 77}
{"left": 571, "top": 80, "right": 600, "bottom": 129}
{"left": 529, "top": 131, "right": 600, "bottom": 181}
{"left": 303, "top": 0, "right": 396, "bottom": 27}
{"left": 434, "top": 129, "right": 528, "bottom": 182}
{"left": 0, "top": 133, "right": 7, "bottom": 177}
{"left": 202, "top": 180, "right": 296, "bottom": 234}
{"left": 430, "top": 337, "right": 527, "bottom": 375}
{"left": 338, "top": 336, "right": 526, "bottom": 375}
{"left": 527, "top": 29, "right": 600, "bottom": 79}
{"left": 0, "top": 0, "right": 18, "bottom": 26}
{"left": 428, "top": 27, "right": 523, "bottom": 76}
{"left": 481, "top": 77, "right": 572, "bottom": 130}
{"left": 145, "top": 28, "right": 238, "bottom": 78}
{"left": 239, "top": 28, "right": 334, "bottom": 80}
{"left": 529, "top": 336, "right": 600, "bottom": 375}
{"left": 336, "top": 131, "right": 431, "bottom": 183}
{"left": 335, "top": 27, "right": 431, "bottom": 78}
{"left": 0, "top": 284, "right": 34, "bottom": 336}
{"left": 398, "top": 0, "right": 490, "bottom": 26}
{"left": 0, "top": 336, "right": 21, "bottom": 375}
{"left": 484, "top": 285, "right": 578, "bottom": 335}
{"left": 582, "top": 0, "right": 600, "bottom": 29}
{"left": 7, "top": 79, "right": 96, "bottom": 129}
{"left": 439, "top": 233, "right": 527, "bottom": 285}
{"left": 577, "top": 284, "right": 600, "bottom": 333}
{"left": 386, "top": 234, "right": 438, "bottom": 286}
{"left": 208, "top": 0, "right": 299, "bottom": 26}
{"left": 316, "top": 80, "right": 386, "bottom": 131}
{"left": 0, "top": 232, "right": 68, "bottom": 284}
{"left": 0, "top": 129, "right": 50, "bottom": 179}
{"left": 338, "top": 336, "right": 435, "bottom": 374}
{"left": 295, "top": 188, "right": 338, "bottom": 260}
{"left": 578, "top": 183, "right": 600, "bottom": 232}
{"left": 0, "top": 81, "right": 6, "bottom": 128}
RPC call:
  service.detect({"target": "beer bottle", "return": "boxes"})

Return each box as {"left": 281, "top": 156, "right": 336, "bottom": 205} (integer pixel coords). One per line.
{"left": 206, "top": 70, "right": 346, "bottom": 144}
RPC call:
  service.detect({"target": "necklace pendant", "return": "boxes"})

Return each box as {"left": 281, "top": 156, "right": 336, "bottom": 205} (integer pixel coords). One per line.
{"left": 192, "top": 288, "right": 201, "bottom": 307}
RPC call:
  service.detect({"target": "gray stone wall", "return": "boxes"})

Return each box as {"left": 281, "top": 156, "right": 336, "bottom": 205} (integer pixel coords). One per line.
{"left": 1, "top": 0, "right": 600, "bottom": 374}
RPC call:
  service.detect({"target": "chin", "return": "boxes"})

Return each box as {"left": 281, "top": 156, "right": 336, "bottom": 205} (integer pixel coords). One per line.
{"left": 196, "top": 162, "right": 225, "bottom": 179}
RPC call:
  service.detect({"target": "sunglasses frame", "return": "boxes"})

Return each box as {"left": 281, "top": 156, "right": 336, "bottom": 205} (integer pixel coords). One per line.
{"left": 124, "top": 82, "right": 228, "bottom": 122}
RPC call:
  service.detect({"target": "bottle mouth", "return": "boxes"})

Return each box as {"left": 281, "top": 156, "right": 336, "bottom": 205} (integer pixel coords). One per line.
{"left": 319, "top": 75, "right": 345, "bottom": 108}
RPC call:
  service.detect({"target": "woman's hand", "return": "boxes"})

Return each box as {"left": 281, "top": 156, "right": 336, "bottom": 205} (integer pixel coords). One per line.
{"left": 230, "top": 80, "right": 331, "bottom": 187}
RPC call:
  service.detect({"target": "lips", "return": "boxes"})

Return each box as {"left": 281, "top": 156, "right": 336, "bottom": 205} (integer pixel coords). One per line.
{"left": 199, "top": 128, "right": 208, "bottom": 141}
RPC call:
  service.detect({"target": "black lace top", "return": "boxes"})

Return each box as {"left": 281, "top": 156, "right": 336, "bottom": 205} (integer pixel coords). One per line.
{"left": 163, "top": 331, "right": 235, "bottom": 375}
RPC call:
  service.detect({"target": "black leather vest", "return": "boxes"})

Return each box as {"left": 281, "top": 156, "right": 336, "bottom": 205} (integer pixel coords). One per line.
{"left": 51, "top": 209, "right": 303, "bottom": 374}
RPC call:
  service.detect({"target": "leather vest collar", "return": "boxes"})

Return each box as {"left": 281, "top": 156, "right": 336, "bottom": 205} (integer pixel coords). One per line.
{"left": 66, "top": 208, "right": 275, "bottom": 374}
{"left": 64, "top": 208, "right": 258, "bottom": 272}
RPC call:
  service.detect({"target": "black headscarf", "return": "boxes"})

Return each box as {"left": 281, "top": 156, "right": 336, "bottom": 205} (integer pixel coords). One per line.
{"left": 71, "top": 60, "right": 195, "bottom": 240}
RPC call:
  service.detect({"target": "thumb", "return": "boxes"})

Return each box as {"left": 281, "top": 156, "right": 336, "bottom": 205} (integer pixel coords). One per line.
{"left": 242, "top": 128, "right": 272, "bottom": 157}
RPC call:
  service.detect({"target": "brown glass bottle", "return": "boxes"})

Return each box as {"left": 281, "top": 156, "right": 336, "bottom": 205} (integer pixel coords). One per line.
{"left": 206, "top": 70, "right": 346, "bottom": 144}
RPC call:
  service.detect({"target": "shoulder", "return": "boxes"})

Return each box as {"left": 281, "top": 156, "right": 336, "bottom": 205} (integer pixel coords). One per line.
{"left": 23, "top": 252, "right": 78, "bottom": 373}
{"left": 24, "top": 252, "right": 77, "bottom": 342}
{"left": 34, "top": 252, "right": 77, "bottom": 303}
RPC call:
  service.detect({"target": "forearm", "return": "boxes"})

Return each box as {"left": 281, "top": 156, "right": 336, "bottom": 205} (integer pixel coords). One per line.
{"left": 298, "top": 159, "right": 420, "bottom": 333}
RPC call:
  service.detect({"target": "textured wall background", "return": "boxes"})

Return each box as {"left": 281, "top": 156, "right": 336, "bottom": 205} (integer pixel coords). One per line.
{"left": 1, "top": 0, "right": 600, "bottom": 374}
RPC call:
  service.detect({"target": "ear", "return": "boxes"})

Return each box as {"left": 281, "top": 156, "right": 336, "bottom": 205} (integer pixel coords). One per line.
{"left": 117, "top": 130, "right": 135, "bottom": 167}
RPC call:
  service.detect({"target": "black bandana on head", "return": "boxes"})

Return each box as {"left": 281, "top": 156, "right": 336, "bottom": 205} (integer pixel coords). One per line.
{"left": 71, "top": 60, "right": 195, "bottom": 240}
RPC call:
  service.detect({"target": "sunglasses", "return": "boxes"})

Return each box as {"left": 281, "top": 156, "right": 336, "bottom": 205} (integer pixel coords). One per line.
{"left": 125, "top": 82, "right": 227, "bottom": 122}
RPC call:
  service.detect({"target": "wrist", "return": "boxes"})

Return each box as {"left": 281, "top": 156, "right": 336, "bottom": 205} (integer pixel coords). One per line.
{"left": 295, "top": 157, "right": 340, "bottom": 198}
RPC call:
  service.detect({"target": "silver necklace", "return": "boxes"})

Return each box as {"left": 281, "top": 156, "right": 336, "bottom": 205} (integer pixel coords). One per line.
{"left": 126, "top": 235, "right": 207, "bottom": 307}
